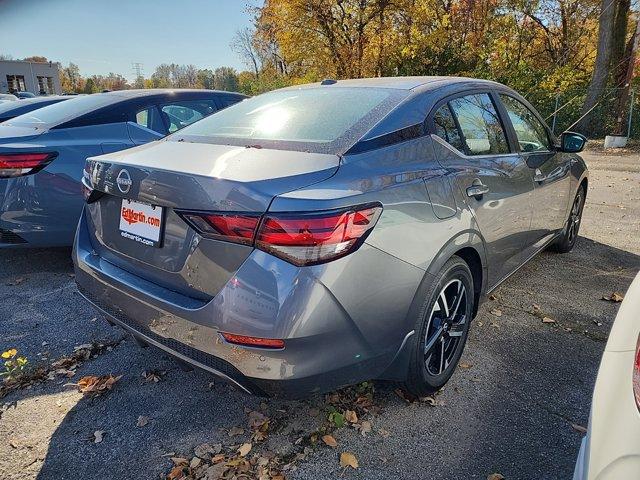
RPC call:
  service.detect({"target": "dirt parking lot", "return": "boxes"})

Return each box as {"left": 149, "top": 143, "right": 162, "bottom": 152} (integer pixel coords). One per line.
{"left": 0, "top": 149, "right": 639, "bottom": 480}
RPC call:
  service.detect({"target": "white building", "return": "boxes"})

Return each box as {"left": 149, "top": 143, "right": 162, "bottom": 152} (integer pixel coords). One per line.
{"left": 0, "top": 60, "right": 62, "bottom": 95}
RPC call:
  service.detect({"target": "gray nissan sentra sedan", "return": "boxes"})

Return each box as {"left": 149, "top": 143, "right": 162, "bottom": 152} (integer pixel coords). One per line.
{"left": 74, "top": 77, "right": 588, "bottom": 397}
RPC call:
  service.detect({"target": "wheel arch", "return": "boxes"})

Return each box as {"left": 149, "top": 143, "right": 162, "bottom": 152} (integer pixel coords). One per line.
{"left": 377, "top": 230, "right": 487, "bottom": 381}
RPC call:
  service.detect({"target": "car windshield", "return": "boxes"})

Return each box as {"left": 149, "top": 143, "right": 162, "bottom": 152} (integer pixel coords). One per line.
{"left": 4, "top": 94, "right": 118, "bottom": 128}
{"left": 174, "top": 87, "right": 407, "bottom": 154}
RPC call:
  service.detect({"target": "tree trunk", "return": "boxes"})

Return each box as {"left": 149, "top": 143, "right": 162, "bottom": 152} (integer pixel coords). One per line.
{"left": 610, "top": 0, "right": 631, "bottom": 83}
{"left": 612, "top": 18, "right": 640, "bottom": 135}
{"left": 576, "top": 0, "right": 617, "bottom": 134}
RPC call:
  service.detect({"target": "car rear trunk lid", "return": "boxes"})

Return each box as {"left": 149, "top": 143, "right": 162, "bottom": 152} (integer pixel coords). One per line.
{"left": 83, "top": 141, "right": 340, "bottom": 300}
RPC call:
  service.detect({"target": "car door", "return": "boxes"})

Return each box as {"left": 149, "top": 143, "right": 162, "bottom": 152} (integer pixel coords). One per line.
{"left": 430, "top": 92, "right": 535, "bottom": 287}
{"left": 497, "top": 93, "right": 571, "bottom": 246}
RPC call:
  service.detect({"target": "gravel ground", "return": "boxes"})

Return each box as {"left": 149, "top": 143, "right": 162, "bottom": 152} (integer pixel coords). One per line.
{"left": 0, "top": 149, "right": 638, "bottom": 480}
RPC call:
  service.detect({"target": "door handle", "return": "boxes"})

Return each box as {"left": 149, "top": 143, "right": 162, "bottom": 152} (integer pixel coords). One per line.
{"left": 533, "top": 168, "right": 547, "bottom": 183}
{"left": 466, "top": 181, "right": 490, "bottom": 199}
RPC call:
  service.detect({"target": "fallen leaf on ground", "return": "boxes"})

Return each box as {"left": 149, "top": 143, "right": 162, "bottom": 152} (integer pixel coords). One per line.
{"left": 93, "top": 430, "right": 104, "bottom": 443}
{"left": 490, "top": 308, "right": 502, "bottom": 317}
{"left": 141, "top": 370, "right": 165, "bottom": 383}
{"left": 602, "top": 292, "right": 624, "bottom": 302}
{"left": 136, "top": 415, "right": 149, "bottom": 427}
{"left": 75, "top": 374, "right": 122, "bottom": 396}
{"left": 419, "top": 395, "right": 437, "bottom": 406}
{"left": 204, "top": 463, "right": 227, "bottom": 479}
{"left": 459, "top": 361, "right": 473, "bottom": 369}
{"left": 542, "top": 317, "right": 556, "bottom": 324}
{"left": 344, "top": 409, "right": 358, "bottom": 424}
{"left": 340, "top": 452, "right": 359, "bottom": 469}
{"left": 194, "top": 442, "right": 222, "bottom": 459}
{"left": 378, "top": 428, "right": 390, "bottom": 438}
{"left": 358, "top": 420, "right": 372, "bottom": 436}
{"left": 171, "top": 457, "right": 188, "bottom": 466}
{"left": 6, "top": 277, "right": 25, "bottom": 286}
{"left": 487, "top": 474, "right": 505, "bottom": 480}
{"left": 228, "top": 426, "right": 244, "bottom": 436}
{"left": 238, "top": 443, "right": 252, "bottom": 457}
{"left": 322, "top": 434, "right": 338, "bottom": 447}
{"left": 571, "top": 423, "right": 588, "bottom": 434}
{"left": 394, "top": 388, "right": 416, "bottom": 403}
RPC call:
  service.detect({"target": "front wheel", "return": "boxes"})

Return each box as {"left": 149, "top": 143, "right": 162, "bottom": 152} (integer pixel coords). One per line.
{"left": 403, "top": 256, "right": 474, "bottom": 397}
{"left": 551, "top": 186, "right": 585, "bottom": 253}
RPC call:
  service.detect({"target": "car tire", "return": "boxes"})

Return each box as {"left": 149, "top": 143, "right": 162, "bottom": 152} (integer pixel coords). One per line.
{"left": 403, "top": 256, "right": 474, "bottom": 397}
{"left": 550, "top": 185, "right": 586, "bottom": 254}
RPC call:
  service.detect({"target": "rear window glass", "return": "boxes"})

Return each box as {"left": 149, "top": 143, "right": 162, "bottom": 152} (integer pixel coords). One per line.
{"left": 0, "top": 98, "right": 64, "bottom": 116}
{"left": 174, "top": 87, "right": 406, "bottom": 154}
{"left": 5, "top": 94, "right": 120, "bottom": 128}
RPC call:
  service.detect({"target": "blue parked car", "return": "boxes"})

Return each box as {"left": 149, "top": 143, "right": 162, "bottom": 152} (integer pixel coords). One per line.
{"left": 0, "top": 96, "right": 70, "bottom": 123}
{"left": 0, "top": 89, "right": 246, "bottom": 247}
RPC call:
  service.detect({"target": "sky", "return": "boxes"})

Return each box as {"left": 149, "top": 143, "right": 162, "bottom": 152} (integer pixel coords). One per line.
{"left": 0, "top": 0, "right": 261, "bottom": 80}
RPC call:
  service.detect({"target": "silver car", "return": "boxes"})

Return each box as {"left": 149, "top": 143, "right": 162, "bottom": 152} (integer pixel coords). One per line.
{"left": 74, "top": 77, "right": 588, "bottom": 397}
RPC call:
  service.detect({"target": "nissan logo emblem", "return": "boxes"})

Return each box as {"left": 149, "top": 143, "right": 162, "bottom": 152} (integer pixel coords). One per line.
{"left": 116, "top": 169, "right": 132, "bottom": 194}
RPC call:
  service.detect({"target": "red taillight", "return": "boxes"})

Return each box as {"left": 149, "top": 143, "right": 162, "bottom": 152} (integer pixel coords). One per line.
{"left": 221, "top": 332, "right": 285, "bottom": 349}
{"left": 0, "top": 152, "right": 57, "bottom": 178}
{"left": 179, "top": 212, "right": 260, "bottom": 246}
{"left": 256, "top": 206, "right": 382, "bottom": 266}
{"left": 177, "top": 204, "right": 382, "bottom": 266}
{"left": 634, "top": 334, "right": 640, "bottom": 411}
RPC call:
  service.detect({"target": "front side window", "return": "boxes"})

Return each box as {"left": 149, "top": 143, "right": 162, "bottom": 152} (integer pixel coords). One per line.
{"left": 135, "top": 106, "right": 166, "bottom": 134}
{"left": 433, "top": 104, "right": 465, "bottom": 152}
{"left": 449, "top": 94, "right": 509, "bottom": 155}
{"left": 500, "top": 94, "right": 551, "bottom": 153}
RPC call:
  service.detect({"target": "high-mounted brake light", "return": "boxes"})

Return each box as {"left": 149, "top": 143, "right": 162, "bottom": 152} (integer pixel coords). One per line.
{"left": 0, "top": 152, "right": 57, "bottom": 178}
{"left": 221, "top": 332, "right": 285, "bottom": 349}
{"left": 177, "top": 204, "right": 383, "bottom": 266}
{"left": 634, "top": 334, "right": 640, "bottom": 411}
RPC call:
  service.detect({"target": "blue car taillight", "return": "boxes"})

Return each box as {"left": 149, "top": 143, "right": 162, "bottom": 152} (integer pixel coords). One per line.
{"left": 0, "top": 152, "right": 57, "bottom": 178}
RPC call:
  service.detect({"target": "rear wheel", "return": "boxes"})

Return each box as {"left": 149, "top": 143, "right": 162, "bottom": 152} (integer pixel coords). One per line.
{"left": 551, "top": 186, "right": 585, "bottom": 253}
{"left": 403, "top": 256, "right": 474, "bottom": 397}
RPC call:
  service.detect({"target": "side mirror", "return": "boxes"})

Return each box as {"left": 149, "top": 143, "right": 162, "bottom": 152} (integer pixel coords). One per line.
{"left": 560, "top": 131, "right": 586, "bottom": 153}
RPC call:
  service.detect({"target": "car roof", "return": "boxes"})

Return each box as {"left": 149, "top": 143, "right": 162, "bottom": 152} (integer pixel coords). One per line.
{"left": 101, "top": 89, "right": 245, "bottom": 98}
{"left": 282, "top": 76, "right": 503, "bottom": 92}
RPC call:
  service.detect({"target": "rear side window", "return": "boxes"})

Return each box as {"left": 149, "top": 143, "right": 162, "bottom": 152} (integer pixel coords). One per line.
{"left": 433, "top": 104, "right": 465, "bottom": 152}
{"left": 499, "top": 94, "right": 551, "bottom": 152}
{"left": 449, "top": 94, "right": 509, "bottom": 155}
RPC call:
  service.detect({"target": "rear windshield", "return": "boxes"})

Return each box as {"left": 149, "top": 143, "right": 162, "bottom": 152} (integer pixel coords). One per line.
{"left": 4, "top": 94, "right": 119, "bottom": 128}
{"left": 0, "top": 98, "right": 65, "bottom": 116}
{"left": 173, "top": 87, "right": 407, "bottom": 154}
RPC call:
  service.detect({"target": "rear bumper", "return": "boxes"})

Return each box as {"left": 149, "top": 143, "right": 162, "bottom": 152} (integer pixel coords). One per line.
{"left": 73, "top": 209, "right": 426, "bottom": 397}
